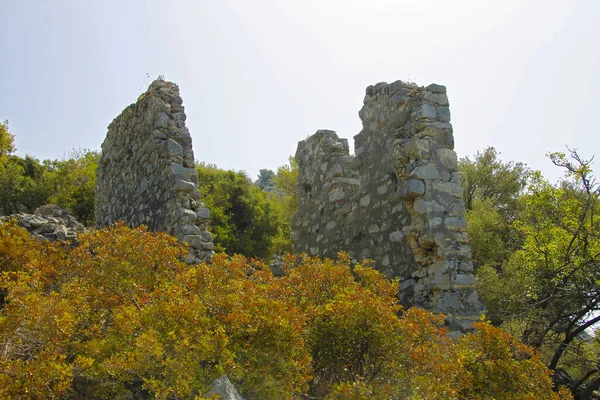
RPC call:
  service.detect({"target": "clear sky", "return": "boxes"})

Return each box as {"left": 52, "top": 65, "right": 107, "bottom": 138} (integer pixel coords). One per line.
{"left": 1, "top": 0, "right": 598, "bottom": 182}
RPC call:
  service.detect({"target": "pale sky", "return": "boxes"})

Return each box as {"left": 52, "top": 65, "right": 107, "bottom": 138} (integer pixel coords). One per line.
{"left": 1, "top": 0, "right": 598, "bottom": 182}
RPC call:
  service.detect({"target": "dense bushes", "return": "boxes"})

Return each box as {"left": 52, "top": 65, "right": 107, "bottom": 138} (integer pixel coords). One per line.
{"left": 0, "top": 121, "right": 98, "bottom": 226}
{"left": 196, "top": 163, "right": 279, "bottom": 259}
{"left": 0, "top": 223, "right": 570, "bottom": 399}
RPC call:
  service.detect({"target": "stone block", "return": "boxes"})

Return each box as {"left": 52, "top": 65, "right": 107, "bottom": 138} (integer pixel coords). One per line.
{"left": 419, "top": 104, "right": 437, "bottom": 119}
{"left": 438, "top": 291, "right": 462, "bottom": 311}
{"left": 436, "top": 148, "right": 458, "bottom": 171}
{"left": 196, "top": 207, "right": 210, "bottom": 219}
{"left": 427, "top": 260, "right": 449, "bottom": 276}
{"left": 174, "top": 179, "right": 196, "bottom": 192}
{"left": 422, "top": 91, "right": 449, "bottom": 105}
{"left": 426, "top": 83, "right": 446, "bottom": 93}
{"left": 182, "top": 224, "right": 201, "bottom": 235}
{"left": 413, "top": 199, "right": 445, "bottom": 215}
{"left": 437, "top": 106, "right": 451, "bottom": 123}
{"left": 396, "top": 179, "right": 425, "bottom": 200}
{"left": 182, "top": 235, "right": 203, "bottom": 249}
{"left": 329, "top": 190, "right": 345, "bottom": 202}
{"left": 410, "top": 164, "right": 439, "bottom": 180}
{"left": 454, "top": 274, "right": 475, "bottom": 286}
{"left": 360, "top": 194, "right": 371, "bottom": 207}
{"left": 167, "top": 138, "right": 183, "bottom": 156}
{"left": 389, "top": 230, "right": 404, "bottom": 243}
{"left": 444, "top": 217, "right": 467, "bottom": 231}
{"left": 458, "top": 261, "right": 474, "bottom": 273}
{"left": 390, "top": 110, "right": 408, "bottom": 128}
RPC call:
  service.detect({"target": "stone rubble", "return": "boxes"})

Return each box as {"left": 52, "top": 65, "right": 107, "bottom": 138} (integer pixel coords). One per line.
{"left": 0, "top": 205, "right": 87, "bottom": 241}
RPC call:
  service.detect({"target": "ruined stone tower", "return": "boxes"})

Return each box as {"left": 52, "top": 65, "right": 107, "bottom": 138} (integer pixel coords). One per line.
{"left": 95, "top": 80, "right": 213, "bottom": 263}
{"left": 292, "top": 81, "right": 481, "bottom": 332}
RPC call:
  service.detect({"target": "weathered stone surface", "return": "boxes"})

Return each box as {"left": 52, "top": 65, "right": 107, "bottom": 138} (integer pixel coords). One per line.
{"left": 396, "top": 179, "right": 426, "bottom": 199}
{"left": 95, "top": 79, "right": 213, "bottom": 262}
{"left": 203, "top": 375, "right": 246, "bottom": 400}
{"left": 0, "top": 205, "right": 87, "bottom": 241}
{"left": 292, "top": 80, "right": 482, "bottom": 333}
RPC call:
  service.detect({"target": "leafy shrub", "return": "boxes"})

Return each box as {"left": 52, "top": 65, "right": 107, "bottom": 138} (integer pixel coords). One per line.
{"left": 0, "top": 224, "right": 571, "bottom": 399}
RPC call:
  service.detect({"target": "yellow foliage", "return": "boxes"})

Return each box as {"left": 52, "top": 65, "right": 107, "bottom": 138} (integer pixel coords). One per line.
{"left": 0, "top": 224, "right": 571, "bottom": 399}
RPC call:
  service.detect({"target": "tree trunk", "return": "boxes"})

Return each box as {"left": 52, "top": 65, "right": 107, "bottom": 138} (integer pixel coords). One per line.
{"left": 580, "top": 375, "right": 600, "bottom": 400}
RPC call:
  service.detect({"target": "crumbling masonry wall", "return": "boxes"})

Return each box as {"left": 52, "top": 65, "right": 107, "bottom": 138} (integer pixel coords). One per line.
{"left": 95, "top": 80, "right": 213, "bottom": 262}
{"left": 292, "top": 81, "right": 481, "bottom": 332}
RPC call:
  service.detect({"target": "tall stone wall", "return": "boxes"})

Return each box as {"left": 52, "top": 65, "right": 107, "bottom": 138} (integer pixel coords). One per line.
{"left": 95, "top": 80, "right": 213, "bottom": 263}
{"left": 292, "top": 81, "right": 481, "bottom": 332}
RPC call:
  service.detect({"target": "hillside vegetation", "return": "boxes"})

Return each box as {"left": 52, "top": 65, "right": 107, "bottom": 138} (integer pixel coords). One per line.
{"left": 0, "top": 222, "right": 570, "bottom": 399}
{"left": 0, "top": 121, "right": 598, "bottom": 398}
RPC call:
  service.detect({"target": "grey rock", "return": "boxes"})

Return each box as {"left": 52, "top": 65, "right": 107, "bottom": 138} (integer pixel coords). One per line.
{"left": 328, "top": 190, "right": 345, "bottom": 202}
{"left": 411, "top": 164, "right": 439, "bottom": 180}
{"left": 437, "top": 106, "right": 451, "bottom": 123}
{"left": 182, "top": 235, "right": 203, "bottom": 249}
{"left": 390, "top": 110, "right": 408, "bottom": 128}
{"left": 419, "top": 104, "right": 437, "bottom": 119}
{"left": 204, "top": 375, "right": 245, "bottom": 400}
{"left": 426, "top": 83, "right": 446, "bottom": 93}
{"left": 396, "top": 179, "right": 425, "bottom": 200}
{"left": 436, "top": 149, "right": 458, "bottom": 171}
{"left": 166, "top": 138, "right": 183, "bottom": 156}
{"left": 444, "top": 217, "right": 467, "bottom": 231}
{"left": 182, "top": 224, "right": 201, "bottom": 235}
{"left": 454, "top": 274, "right": 475, "bottom": 286}
{"left": 174, "top": 179, "right": 196, "bottom": 192}
{"left": 389, "top": 230, "right": 404, "bottom": 242}
{"left": 0, "top": 205, "right": 87, "bottom": 242}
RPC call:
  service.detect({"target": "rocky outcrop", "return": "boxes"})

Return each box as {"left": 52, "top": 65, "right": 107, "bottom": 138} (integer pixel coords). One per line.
{"left": 203, "top": 375, "right": 246, "bottom": 400}
{"left": 0, "top": 205, "right": 86, "bottom": 241}
{"left": 95, "top": 79, "right": 214, "bottom": 263}
{"left": 292, "top": 81, "right": 481, "bottom": 333}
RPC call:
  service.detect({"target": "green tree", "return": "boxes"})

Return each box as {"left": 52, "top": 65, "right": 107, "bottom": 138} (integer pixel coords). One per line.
{"left": 477, "top": 150, "right": 600, "bottom": 397}
{"left": 0, "top": 120, "right": 15, "bottom": 165}
{"left": 460, "top": 147, "right": 528, "bottom": 214}
{"left": 45, "top": 149, "right": 99, "bottom": 226}
{"left": 459, "top": 147, "right": 528, "bottom": 269}
{"left": 196, "top": 163, "right": 279, "bottom": 259}
{"left": 0, "top": 123, "right": 97, "bottom": 223}
{"left": 0, "top": 121, "right": 27, "bottom": 215}
{"left": 255, "top": 168, "right": 275, "bottom": 190}
{"left": 268, "top": 156, "right": 298, "bottom": 254}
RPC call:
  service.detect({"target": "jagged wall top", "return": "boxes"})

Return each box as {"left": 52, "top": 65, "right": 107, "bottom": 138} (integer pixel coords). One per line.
{"left": 95, "top": 80, "right": 213, "bottom": 262}
{"left": 292, "top": 80, "right": 481, "bottom": 332}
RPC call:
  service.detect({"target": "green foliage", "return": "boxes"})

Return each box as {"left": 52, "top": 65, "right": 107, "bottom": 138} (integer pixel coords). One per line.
{"left": 0, "top": 128, "right": 98, "bottom": 225}
{"left": 0, "top": 224, "right": 570, "bottom": 399}
{"left": 196, "top": 163, "right": 279, "bottom": 259}
{"left": 0, "top": 120, "right": 15, "bottom": 165}
{"left": 255, "top": 168, "right": 275, "bottom": 190}
{"left": 465, "top": 198, "right": 512, "bottom": 270}
{"left": 459, "top": 147, "right": 528, "bottom": 270}
{"left": 268, "top": 156, "right": 299, "bottom": 254}
{"left": 477, "top": 150, "right": 600, "bottom": 395}
{"left": 460, "top": 146, "right": 528, "bottom": 214}
{"left": 45, "top": 149, "right": 99, "bottom": 225}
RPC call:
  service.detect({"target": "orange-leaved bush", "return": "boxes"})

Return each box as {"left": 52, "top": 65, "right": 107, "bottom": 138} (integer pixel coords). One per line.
{"left": 0, "top": 224, "right": 572, "bottom": 399}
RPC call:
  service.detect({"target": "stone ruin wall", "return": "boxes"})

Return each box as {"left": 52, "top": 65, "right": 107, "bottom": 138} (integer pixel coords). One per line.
{"left": 292, "top": 81, "right": 481, "bottom": 332}
{"left": 95, "top": 80, "right": 214, "bottom": 263}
